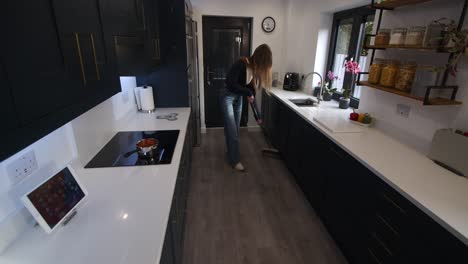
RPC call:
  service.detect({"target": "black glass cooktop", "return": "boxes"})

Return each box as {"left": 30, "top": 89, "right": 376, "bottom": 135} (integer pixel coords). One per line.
{"left": 85, "top": 130, "right": 180, "bottom": 168}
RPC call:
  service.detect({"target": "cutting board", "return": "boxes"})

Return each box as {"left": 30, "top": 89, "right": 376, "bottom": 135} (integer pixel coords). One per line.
{"left": 428, "top": 129, "right": 468, "bottom": 177}
{"left": 313, "top": 113, "right": 365, "bottom": 133}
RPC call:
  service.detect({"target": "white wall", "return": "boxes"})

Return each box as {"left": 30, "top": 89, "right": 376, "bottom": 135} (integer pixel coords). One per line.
{"left": 0, "top": 77, "right": 136, "bottom": 254}
{"left": 359, "top": 0, "right": 468, "bottom": 153}
{"left": 191, "top": 0, "right": 288, "bottom": 128}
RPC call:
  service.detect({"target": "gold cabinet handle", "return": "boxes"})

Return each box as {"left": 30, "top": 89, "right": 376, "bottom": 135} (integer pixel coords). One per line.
{"left": 376, "top": 213, "right": 400, "bottom": 237}
{"left": 382, "top": 193, "right": 406, "bottom": 214}
{"left": 74, "top": 33, "right": 86, "bottom": 85}
{"left": 368, "top": 248, "right": 383, "bottom": 264}
{"left": 90, "top": 33, "right": 101, "bottom": 81}
{"left": 371, "top": 232, "right": 393, "bottom": 256}
{"left": 152, "top": 38, "right": 160, "bottom": 60}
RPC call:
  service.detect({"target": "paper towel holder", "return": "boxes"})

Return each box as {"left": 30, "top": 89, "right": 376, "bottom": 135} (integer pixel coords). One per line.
{"left": 136, "top": 85, "right": 156, "bottom": 113}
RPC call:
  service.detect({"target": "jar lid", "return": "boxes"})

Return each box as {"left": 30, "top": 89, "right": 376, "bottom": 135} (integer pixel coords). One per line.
{"left": 379, "top": 28, "right": 391, "bottom": 33}
{"left": 401, "top": 61, "right": 417, "bottom": 67}
{"left": 409, "top": 26, "right": 426, "bottom": 31}
{"left": 374, "top": 58, "right": 387, "bottom": 64}
{"left": 387, "top": 60, "right": 401, "bottom": 65}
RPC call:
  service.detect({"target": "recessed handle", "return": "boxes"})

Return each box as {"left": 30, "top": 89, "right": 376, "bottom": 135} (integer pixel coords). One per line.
{"left": 74, "top": 33, "right": 86, "bottom": 85}
{"left": 90, "top": 33, "right": 101, "bottom": 81}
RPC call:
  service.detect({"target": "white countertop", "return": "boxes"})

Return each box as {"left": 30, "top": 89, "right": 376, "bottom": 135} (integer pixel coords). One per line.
{"left": 269, "top": 88, "right": 468, "bottom": 246}
{"left": 0, "top": 108, "right": 191, "bottom": 264}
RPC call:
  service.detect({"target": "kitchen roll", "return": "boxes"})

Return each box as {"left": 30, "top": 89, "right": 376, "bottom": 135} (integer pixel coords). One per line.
{"left": 139, "top": 86, "right": 155, "bottom": 111}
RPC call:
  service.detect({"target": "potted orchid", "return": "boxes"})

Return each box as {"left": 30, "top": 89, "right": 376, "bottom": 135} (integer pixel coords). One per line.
{"left": 340, "top": 58, "right": 361, "bottom": 109}
{"left": 323, "top": 71, "right": 339, "bottom": 101}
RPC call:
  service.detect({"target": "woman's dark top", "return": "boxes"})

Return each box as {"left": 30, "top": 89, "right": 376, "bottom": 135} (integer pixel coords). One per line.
{"left": 224, "top": 59, "right": 262, "bottom": 121}
{"left": 225, "top": 59, "right": 254, "bottom": 96}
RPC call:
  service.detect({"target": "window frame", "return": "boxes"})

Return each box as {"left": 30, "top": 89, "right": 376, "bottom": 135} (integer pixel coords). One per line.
{"left": 326, "top": 6, "right": 376, "bottom": 103}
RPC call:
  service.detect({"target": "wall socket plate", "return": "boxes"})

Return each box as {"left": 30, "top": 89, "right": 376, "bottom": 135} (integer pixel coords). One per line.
{"left": 396, "top": 104, "right": 411, "bottom": 118}
{"left": 6, "top": 150, "right": 38, "bottom": 185}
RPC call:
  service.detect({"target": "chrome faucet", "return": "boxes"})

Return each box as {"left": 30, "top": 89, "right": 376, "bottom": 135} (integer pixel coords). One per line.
{"left": 301, "top": 72, "right": 323, "bottom": 104}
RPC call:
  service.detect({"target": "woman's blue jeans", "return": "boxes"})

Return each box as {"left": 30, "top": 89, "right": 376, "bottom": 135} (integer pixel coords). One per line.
{"left": 220, "top": 88, "right": 243, "bottom": 165}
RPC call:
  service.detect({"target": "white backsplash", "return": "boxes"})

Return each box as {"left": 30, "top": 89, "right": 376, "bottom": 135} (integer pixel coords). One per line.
{"left": 0, "top": 77, "right": 137, "bottom": 254}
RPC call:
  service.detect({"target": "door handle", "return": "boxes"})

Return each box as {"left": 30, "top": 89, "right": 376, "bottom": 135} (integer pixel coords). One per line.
{"left": 74, "top": 33, "right": 86, "bottom": 85}
{"left": 90, "top": 33, "right": 101, "bottom": 81}
{"left": 206, "top": 66, "right": 214, "bottom": 86}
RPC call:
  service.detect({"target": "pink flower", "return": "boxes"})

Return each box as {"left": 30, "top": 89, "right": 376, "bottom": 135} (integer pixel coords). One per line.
{"left": 327, "top": 71, "right": 335, "bottom": 81}
{"left": 344, "top": 59, "right": 361, "bottom": 75}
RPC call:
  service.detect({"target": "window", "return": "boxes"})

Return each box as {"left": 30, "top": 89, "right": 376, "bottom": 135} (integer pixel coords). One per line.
{"left": 326, "top": 6, "right": 375, "bottom": 99}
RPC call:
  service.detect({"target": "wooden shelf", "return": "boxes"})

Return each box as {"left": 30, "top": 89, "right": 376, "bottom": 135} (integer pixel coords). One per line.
{"left": 371, "top": 0, "right": 433, "bottom": 9}
{"left": 364, "top": 44, "right": 446, "bottom": 52}
{"left": 358, "top": 81, "right": 463, "bottom": 105}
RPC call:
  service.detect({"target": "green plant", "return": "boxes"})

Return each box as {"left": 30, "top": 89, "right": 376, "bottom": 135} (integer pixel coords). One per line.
{"left": 342, "top": 88, "right": 352, "bottom": 99}
{"left": 432, "top": 18, "right": 468, "bottom": 77}
{"left": 324, "top": 85, "right": 337, "bottom": 95}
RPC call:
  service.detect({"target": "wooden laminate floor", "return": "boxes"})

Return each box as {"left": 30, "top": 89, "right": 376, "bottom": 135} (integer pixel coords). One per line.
{"left": 182, "top": 129, "right": 347, "bottom": 264}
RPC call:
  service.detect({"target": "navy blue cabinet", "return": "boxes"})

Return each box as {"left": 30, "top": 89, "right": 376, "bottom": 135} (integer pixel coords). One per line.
{"left": 52, "top": 0, "right": 120, "bottom": 98}
{"left": 99, "top": 0, "right": 161, "bottom": 75}
{"left": 0, "top": 61, "right": 17, "bottom": 132}
{"left": 261, "top": 94, "right": 468, "bottom": 264}
{"left": 1, "top": 0, "right": 137, "bottom": 161}
{"left": 0, "top": 0, "right": 166, "bottom": 161}
{"left": 160, "top": 126, "right": 193, "bottom": 264}
{"left": 5, "top": 1, "right": 79, "bottom": 126}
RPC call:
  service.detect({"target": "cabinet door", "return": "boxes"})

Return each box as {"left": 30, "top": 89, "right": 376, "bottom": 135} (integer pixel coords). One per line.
{"left": 99, "top": 0, "right": 147, "bottom": 33}
{"left": 52, "top": 0, "right": 120, "bottom": 98}
{"left": 298, "top": 124, "right": 328, "bottom": 213}
{"left": 5, "top": 1, "right": 78, "bottom": 125}
{"left": 0, "top": 61, "right": 18, "bottom": 132}
{"left": 269, "top": 97, "right": 281, "bottom": 149}
{"left": 160, "top": 221, "right": 175, "bottom": 264}
{"left": 284, "top": 113, "right": 304, "bottom": 178}
{"left": 277, "top": 103, "right": 291, "bottom": 155}
{"left": 322, "top": 144, "right": 369, "bottom": 261}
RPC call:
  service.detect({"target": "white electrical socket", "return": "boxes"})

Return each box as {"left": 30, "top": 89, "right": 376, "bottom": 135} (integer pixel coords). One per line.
{"left": 396, "top": 104, "right": 411, "bottom": 118}
{"left": 6, "top": 150, "right": 38, "bottom": 185}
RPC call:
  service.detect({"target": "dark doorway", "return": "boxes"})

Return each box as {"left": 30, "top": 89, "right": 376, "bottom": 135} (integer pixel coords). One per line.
{"left": 202, "top": 16, "right": 252, "bottom": 128}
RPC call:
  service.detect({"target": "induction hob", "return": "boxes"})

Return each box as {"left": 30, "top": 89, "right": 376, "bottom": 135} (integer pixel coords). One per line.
{"left": 85, "top": 130, "right": 180, "bottom": 168}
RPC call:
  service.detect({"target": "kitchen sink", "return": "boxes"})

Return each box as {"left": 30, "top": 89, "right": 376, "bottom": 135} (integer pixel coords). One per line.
{"left": 289, "top": 98, "right": 318, "bottom": 107}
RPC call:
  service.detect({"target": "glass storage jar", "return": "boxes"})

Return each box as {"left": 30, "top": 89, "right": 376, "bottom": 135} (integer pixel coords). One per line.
{"left": 423, "top": 23, "right": 443, "bottom": 48}
{"left": 380, "top": 61, "right": 399, "bottom": 87}
{"left": 405, "top": 26, "right": 426, "bottom": 46}
{"left": 395, "top": 62, "right": 417, "bottom": 92}
{"left": 368, "top": 59, "right": 386, "bottom": 84}
{"left": 389, "top": 28, "right": 407, "bottom": 46}
{"left": 375, "top": 29, "right": 391, "bottom": 46}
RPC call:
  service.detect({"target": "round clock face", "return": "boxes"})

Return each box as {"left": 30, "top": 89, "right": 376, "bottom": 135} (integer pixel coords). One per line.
{"left": 262, "top": 17, "right": 276, "bottom": 33}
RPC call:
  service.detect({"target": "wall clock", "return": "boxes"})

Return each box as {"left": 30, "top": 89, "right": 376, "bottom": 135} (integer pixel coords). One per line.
{"left": 262, "top": 17, "right": 276, "bottom": 33}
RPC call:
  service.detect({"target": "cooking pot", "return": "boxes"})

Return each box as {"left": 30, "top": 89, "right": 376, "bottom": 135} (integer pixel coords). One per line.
{"left": 124, "top": 138, "right": 159, "bottom": 159}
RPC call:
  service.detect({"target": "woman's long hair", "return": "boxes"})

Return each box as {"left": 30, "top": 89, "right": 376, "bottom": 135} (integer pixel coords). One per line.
{"left": 241, "top": 44, "right": 273, "bottom": 91}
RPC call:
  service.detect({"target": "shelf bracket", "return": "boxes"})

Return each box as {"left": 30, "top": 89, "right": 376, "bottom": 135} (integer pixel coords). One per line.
{"left": 424, "top": 85, "right": 459, "bottom": 105}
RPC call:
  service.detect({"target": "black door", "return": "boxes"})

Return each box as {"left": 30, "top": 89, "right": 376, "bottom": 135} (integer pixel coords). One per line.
{"left": 202, "top": 16, "right": 252, "bottom": 128}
